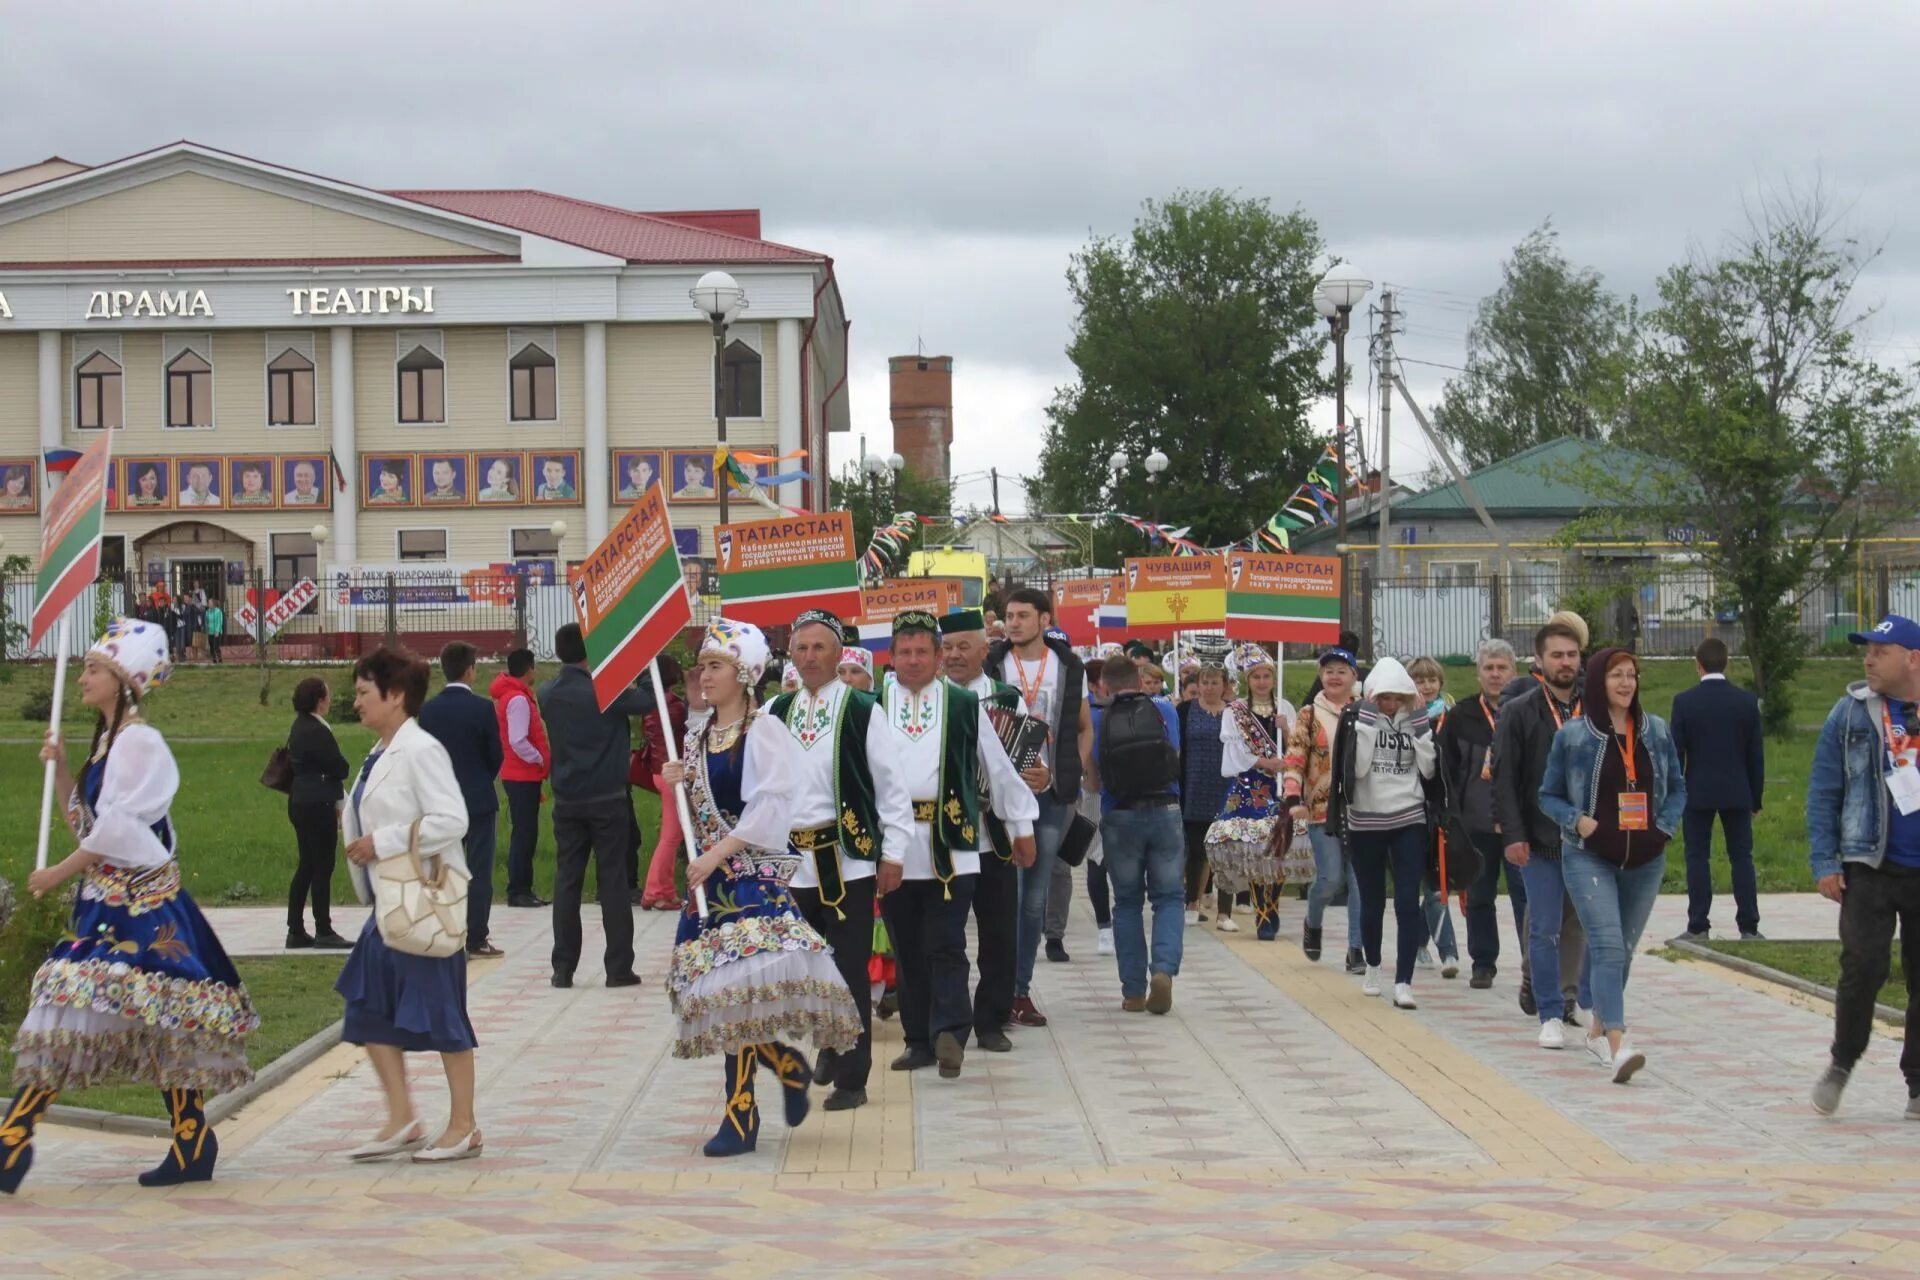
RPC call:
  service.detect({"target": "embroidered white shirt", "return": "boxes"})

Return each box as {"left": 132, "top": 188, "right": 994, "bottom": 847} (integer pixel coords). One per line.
{"left": 784, "top": 678, "right": 915, "bottom": 887}
{"left": 884, "top": 680, "right": 1037, "bottom": 881}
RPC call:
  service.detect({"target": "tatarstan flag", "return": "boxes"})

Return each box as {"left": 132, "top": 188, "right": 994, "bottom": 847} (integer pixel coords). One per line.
{"left": 1226, "top": 551, "right": 1343, "bottom": 644}
{"left": 31, "top": 435, "right": 112, "bottom": 647}
{"left": 571, "top": 482, "right": 693, "bottom": 710}
{"left": 716, "top": 510, "right": 862, "bottom": 629}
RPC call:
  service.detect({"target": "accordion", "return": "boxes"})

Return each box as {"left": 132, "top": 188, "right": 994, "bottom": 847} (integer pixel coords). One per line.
{"left": 986, "top": 703, "right": 1050, "bottom": 773}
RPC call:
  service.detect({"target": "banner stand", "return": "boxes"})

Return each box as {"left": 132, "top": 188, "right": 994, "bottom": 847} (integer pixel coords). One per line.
{"left": 648, "top": 657, "right": 707, "bottom": 920}
{"left": 33, "top": 615, "right": 70, "bottom": 873}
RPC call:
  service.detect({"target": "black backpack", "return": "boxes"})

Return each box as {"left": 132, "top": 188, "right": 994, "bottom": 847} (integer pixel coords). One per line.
{"left": 1098, "top": 693, "right": 1179, "bottom": 804}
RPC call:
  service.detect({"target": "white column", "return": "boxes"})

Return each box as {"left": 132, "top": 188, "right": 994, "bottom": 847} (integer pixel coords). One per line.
{"left": 776, "top": 318, "right": 802, "bottom": 509}
{"left": 584, "top": 321, "right": 609, "bottom": 547}
{"left": 329, "top": 327, "right": 356, "bottom": 563}
{"left": 37, "top": 330, "right": 61, "bottom": 455}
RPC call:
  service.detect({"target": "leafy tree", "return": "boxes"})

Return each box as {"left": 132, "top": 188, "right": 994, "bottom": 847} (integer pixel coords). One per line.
{"left": 834, "top": 461, "right": 951, "bottom": 557}
{"left": 1033, "top": 190, "right": 1328, "bottom": 546}
{"left": 1432, "top": 221, "right": 1634, "bottom": 471}
{"left": 1591, "top": 187, "right": 1920, "bottom": 733}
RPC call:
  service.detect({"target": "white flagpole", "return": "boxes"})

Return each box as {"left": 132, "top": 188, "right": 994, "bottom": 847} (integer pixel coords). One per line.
{"left": 648, "top": 658, "right": 707, "bottom": 919}
{"left": 34, "top": 613, "right": 72, "bottom": 872}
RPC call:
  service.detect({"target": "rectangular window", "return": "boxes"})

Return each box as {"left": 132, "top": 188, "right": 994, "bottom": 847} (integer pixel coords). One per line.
{"left": 166, "top": 349, "right": 213, "bottom": 429}
{"left": 76, "top": 353, "right": 124, "bottom": 430}
{"left": 398, "top": 343, "right": 446, "bottom": 424}
{"left": 270, "top": 533, "right": 322, "bottom": 613}
{"left": 509, "top": 343, "right": 557, "bottom": 421}
{"left": 511, "top": 527, "right": 561, "bottom": 558}
{"left": 719, "top": 336, "right": 763, "bottom": 418}
{"left": 1430, "top": 560, "right": 1478, "bottom": 587}
{"left": 98, "top": 535, "right": 128, "bottom": 580}
{"left": 268, "top": 349, "right": 316, "bottom": 426}
{"left": 1509, "top": 559, "right": 1558, "bottom": 623}
{"left": 397, "top": 529, "right": 447, "bottom": 561}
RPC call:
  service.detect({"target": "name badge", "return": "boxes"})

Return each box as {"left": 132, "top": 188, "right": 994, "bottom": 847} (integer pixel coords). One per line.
{"left": 1617, "top": 792, "right": 1649, "bottom": 831}
{"left": 1888, "top": 762, "right": 1920, "bottom": 817}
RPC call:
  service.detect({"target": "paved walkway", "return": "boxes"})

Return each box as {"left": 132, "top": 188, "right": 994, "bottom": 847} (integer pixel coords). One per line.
{"left": 6, "top": 887, "right": 1918, "bottom": 1277}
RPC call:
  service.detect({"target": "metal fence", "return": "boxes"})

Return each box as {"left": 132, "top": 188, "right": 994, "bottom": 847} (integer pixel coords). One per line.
{"left": 1339, "top": 562, "right": 1920, "bottom": 662}
{"left": 0, "top": 568, "right": 722, "bottom": 666}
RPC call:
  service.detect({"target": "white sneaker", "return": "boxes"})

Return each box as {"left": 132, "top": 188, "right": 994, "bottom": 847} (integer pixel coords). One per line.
{"left": 1416, "top": 947, "right": 1434, "bottom": 969}
{"left": 1440, "top": 957, "right": 1460, "bottom": 979}
{"left": 1216, "top": 917, "right": 1240, "bottom": 933}
{"left": 1585, "top": 1032, "right": 1612, "bottom": 1065}
{"left": 1537, "top": 1020, "right": 1566, "bottom": 1050}
{"left": 1362, "top": 966, "right": 1382, "bottom": 996}
{"left": 1611, "top": 1041, "right": 1647, "bottom": 1084}
{"left": 1184, "top": 909, "right": 1200, "bottom": 927}
{"left": 1097, "top": 927, "right": 1115, "bottom": 956}
{"left": 1391, "top": 983, "right": 1418, "bottom": 1009}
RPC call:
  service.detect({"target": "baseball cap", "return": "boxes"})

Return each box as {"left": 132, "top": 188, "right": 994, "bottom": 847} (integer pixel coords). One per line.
{"left": 1317, "top": 647, "right": 1358, "bottom": 668}
{"left": 1849, "top": 615, "right": 1920, "bottom": 649}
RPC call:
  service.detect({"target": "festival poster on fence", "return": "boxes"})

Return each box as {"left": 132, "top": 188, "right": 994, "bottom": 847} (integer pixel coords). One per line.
{"left": 715, "top": 510, "right": 862, "bottom": 629}
{"left": 1052, "top": 576, "right": 1125, "bottom": 647}
{"left": 1123, "top": 556, "right": 1226, "bottom": 641}
{"left": 571, "top": 482, "right": 693, "bottom": 709}
{"left": 852, "top": 577, "right": 968, "bottom": 661}
{"left": 1226, "top": 551, "right": 1342, "bottom": 644}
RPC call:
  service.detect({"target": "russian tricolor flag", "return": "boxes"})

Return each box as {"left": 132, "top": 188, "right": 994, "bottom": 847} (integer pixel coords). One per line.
{"left": 855, "top": 620, "right": 892, "bottom": 666}
{"left": 43, "top": 448, "right": 82, "bottom": 475}
{"left": 1095, "top": 601, "right": 1127, "bottom": 642}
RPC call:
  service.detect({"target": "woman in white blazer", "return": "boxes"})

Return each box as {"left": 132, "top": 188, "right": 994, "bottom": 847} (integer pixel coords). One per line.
{"left": 334, "top": 647, "right": 482, "bottom": 1164}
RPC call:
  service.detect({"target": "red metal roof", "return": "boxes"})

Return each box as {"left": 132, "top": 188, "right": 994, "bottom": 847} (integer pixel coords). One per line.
{"left": 388, "top": 189, "right": 822, "bottom": 265}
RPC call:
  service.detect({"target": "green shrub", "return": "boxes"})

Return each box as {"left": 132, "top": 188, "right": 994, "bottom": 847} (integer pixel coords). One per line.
{"left": 19, "top": 690, "right": 49, "bottom": 723}
{"left": 0, "top": 885, "right": 71, "bottom": 1026}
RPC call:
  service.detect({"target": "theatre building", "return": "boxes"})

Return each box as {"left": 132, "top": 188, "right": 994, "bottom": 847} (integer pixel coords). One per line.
{"left": 0, "top": 142, "right": 848, "bottom": 653}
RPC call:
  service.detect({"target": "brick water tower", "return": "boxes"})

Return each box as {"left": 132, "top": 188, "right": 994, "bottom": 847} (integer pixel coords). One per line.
{"left": 888, "top": 353, "right": 953, "bottom": 484}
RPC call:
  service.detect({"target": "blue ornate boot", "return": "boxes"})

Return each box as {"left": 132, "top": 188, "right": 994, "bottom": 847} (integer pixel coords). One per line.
{"left": 0, "top": 1086, "right": 58, "bottom": 1195}
{"left": 139, "top": 1089, "right": 218, "bottom": 1187}
{"left": 1255, "top": 886, "right": 1280, "bottom": 941}
{"left": 703, "top": 1049, "right": 759, "bottom": 1157}
{"left": 757, "top": 1042, "right": 813, "bottom": 1129}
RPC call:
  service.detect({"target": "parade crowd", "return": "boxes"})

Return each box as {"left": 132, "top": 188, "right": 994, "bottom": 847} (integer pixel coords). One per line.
{"left": 5, "top": 594, "right": 1920, "bottom": 1192}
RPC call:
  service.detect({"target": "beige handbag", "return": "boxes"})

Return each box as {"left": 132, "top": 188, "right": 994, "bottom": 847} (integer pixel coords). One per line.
{"left": 372, "top": 820, "right": 471, "bottom": 958}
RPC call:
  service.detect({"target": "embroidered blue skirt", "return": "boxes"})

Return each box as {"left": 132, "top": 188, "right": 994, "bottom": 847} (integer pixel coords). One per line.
{"left": 11, "top": 862, "right": 258, "bottom": 1093}
{"left": 336, "top": 916, "right": 477, "bottom": 1054}
{"left": 666, "top": 864, "right": 862, "bottom": 1059}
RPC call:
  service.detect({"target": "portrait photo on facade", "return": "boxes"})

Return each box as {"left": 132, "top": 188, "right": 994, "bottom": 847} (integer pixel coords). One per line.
{"left": 474, "top": 452, "right": 523, "bottom": 504}
{"left": 229, "top": 456, "right": 276, "bottom": 508}
{"left": 281, "top": 456, "right": 329, "bottom": 508}
{"left": 530, "top": 451, "right": 579, "bottom": 503}
{"left": 669, "top": 449, "right": 716, "bottom": 502}
{"left": 421, "top": 453, "right": 469, "bottom": 505}
{"left": 124, "top": 460, "right": 171, "bottom": 510}
{"left": 0, "top": 459, "right": 37, "bottom": 513}
{"left": 363, "top": 455, "right": 413, "bottom": 506}
{"left": 176, "top": 457, "right": 223, "bottom": 508}
{"left": 613, "top": 449, "right": 662, "bottom": 502}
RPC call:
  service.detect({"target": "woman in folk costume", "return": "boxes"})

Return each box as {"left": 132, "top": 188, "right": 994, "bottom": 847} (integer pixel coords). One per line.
{"left": 660, "top": 618, "right": 864, "bottom": 1157}
{"left": 1204, "top": 642, "right": 1298, "bottom": 940}
{"left": 3, "top": 619, "right": 258, "bottom": 1194}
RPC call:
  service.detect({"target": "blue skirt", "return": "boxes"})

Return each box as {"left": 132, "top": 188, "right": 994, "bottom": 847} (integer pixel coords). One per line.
{"left": 335, "top": 916, "right": 477, "bottom": 1054}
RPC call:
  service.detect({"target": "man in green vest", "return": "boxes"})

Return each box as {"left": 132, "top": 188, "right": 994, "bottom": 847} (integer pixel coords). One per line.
{"left": 764, "top": 609, "right": 916, "bottom": 1113}
{"left": 941, "top": 607, "right": 1039, "bottom": 1053}
{"left": 880, "top": 611, "right": 1038, "bottom": 1080}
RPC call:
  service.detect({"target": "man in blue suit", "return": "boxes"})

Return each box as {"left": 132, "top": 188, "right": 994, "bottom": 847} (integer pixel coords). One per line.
{"left": 419, "top": 641, "right": 507, "bottom": 957}
{"left": 1669, "top": 636, "right": 1766, "bottom": 940}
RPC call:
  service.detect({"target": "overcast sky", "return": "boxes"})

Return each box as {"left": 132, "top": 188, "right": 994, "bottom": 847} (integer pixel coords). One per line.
{"left": 6, "top": 2, "right": 1919, "bottom": 514}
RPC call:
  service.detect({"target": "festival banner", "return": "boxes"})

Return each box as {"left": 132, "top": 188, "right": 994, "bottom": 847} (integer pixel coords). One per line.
{"left": 1122, "top": 555, "right": 1227, "bottom": 641}
{"left": 852, "top": 577, "right": 968, "bottom": 665}
{"left": 31, "top": 435, "right": 112, "bottom": 647}
{"left": 572, "top": 482, "right": 693, "bottom": 709}
{"left": 1226, "top": 552, "right": 1343, "bottom": 644}
{"left": 716, "top": 510, "right": 862, "bottom": 628}
{"left": 1052, "top": 576, "right": 1125, "bottom": 647}
{"left": 234, "top": 578, "right": 320, "bottom": 642}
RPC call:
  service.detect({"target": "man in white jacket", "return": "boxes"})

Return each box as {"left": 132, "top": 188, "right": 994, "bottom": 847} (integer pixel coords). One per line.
{"left": 1346, "top": 657, "right": 1437, "bottom": 1009}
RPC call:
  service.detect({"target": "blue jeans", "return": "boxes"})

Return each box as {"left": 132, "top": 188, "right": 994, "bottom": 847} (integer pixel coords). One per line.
{"left": 1516, "top": 853, "right": 1593, "bottom": 1022}
{"left": 1562, "top": 847, "right": 1667, "bottom": 1033}
{"left": 1016, "top": 792, "right": 1073, "bottom": 997}
{"left": 1101, "top": 803, "right": 1186, "bottom": 997}
{"left": 1421, "top": 888, "right": 1458, "bottom": 960}
{"left": 1304, "top": 822, "right": 1363, "bottom": 945}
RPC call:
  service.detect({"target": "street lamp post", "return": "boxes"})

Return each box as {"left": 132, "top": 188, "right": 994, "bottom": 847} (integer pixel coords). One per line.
{"left": 1315, "top": 266, "right": 1373, "bottom": 628}
{"left": 690, "top": 271, "right": 748, "bottom": 528}
{"left": 1144, "top": 448, "right": 1169, "bottom": 527}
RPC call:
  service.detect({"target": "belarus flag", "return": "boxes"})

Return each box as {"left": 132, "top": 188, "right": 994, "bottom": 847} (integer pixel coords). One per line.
{"left": 854, "top": 620, "right": 893, "bottom": 666}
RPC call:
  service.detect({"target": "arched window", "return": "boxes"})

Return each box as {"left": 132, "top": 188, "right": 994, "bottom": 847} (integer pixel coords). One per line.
{"left": 509, "top": 343, "right": 556, "bottom": 421}
{"left": 398, "top": 344, "right": 445, "bottom": 423}
{"left": 76, "top": 351, "right": 123, "bottom": 430}
{"left": 268, "top": 348, "right": 316, "bottom": 425}
{"left": 166, "top": 348, "right": 213, "bottom": 428}
{"left": 720, "top": 337, "right": 762, "bottom": 418}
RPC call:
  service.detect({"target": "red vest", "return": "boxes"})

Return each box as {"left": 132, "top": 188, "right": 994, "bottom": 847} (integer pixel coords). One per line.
{"left": 490, "top": 673, "right": 550, "bottom": 782}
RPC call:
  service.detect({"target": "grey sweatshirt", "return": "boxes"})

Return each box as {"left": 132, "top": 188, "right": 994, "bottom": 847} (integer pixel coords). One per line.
{"left": 1349, "top": 701, "right": 1436, "bottom": 831}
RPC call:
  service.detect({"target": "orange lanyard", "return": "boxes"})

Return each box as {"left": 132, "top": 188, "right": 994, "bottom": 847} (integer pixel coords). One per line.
{"left": 1545, "top": 694, "right": 1581, "bottom": 730}
{"left": 1010, "top": 649, "right": 1050, "bottom": 713}
{"left": 1616, "top": 719, "right": 1639, "bottom": 787}
{"left": 1884, "top": 702, "right": 1914, "bottom": 768}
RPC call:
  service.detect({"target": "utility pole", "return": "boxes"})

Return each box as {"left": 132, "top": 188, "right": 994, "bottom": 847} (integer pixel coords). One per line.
{"left": 1374, "top": 290, "right": 1396, "bottom": 585}
{"left": 989, "top": 466, "right": 1006, "bottom": 590}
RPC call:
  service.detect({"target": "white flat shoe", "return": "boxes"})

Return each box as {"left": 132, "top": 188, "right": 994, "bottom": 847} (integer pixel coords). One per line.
{"left": 1216, "top": 917, "right": 1240, "bottom": 933}
{"left": 413, "top": 1129, "right": 484, "bottom": 1162}
{"left": 348, "top": 1121, "right": 426, "bottom": 1162}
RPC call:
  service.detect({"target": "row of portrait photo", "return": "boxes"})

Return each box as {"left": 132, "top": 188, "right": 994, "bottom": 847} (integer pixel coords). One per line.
{"left": 116, "top": 454, "right": 336, "bottom": 513}
{"left": 360, "top": 450, "right": 583, "bottom": 509}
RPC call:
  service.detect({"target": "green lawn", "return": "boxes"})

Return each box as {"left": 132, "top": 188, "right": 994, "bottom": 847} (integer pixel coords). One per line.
{"left": 1700, "top": 938, "right": 1908, "bottom": 1012}
{"left": 0, "top": 954, "right": 347, "bottom": 1118}
{"left": 0, "top": 661, "right": 667, "bottom": 907}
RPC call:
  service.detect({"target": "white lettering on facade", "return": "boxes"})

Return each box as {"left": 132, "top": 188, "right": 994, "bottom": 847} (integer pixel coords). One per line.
{"left": 86, "top": 292, "right": 112, "bottom": 320}
{"left": 189, "top": 289, "right": 212, "bottom": 317}
{"left": 86, "top": 288, "right": 213, "bottom": 320}
{"left": 280, "top": 283, "right": 435, "bottom": 317}
{"left": 379, "top": 286, "right": 402, "bottom": 313}
{"left": 0, "top": 290, "right": 11, "bottom": 319}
